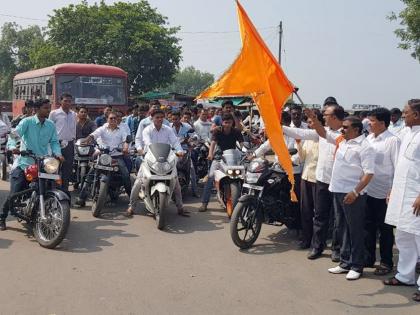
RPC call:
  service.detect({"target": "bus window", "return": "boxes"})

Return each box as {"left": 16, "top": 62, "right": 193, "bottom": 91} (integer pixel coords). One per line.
{"left": 46, "top": 79, "right": 53, "bottom": 95}
{"left": 56, "top": 75, "right": 126, "bottom": 105}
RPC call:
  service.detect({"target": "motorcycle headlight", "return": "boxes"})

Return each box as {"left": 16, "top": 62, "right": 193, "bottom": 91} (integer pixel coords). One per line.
{"left": 77, "top": 146, "right": 90, "bottom": 155}
{"left": 150, "top": 161, "right": 171, "bottom": 175}
{"left": 99, "top": 154, "right": 112, "bottom": 166}
{"left": 234, "top": 169, "right": 241, "bottom": 175}
{"left": 246, "top": 172, "right": 261, "bottom": 184}
{"left": 43, "top": 157, "right": 60, "bottom": 174}
{"left": 227, "top": 169, "right": 234, "bottom": 175}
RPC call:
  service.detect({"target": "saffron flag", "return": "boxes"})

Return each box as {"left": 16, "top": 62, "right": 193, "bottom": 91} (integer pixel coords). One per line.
{"left": 197, "top": 1, "right": 296, "bottom": 199}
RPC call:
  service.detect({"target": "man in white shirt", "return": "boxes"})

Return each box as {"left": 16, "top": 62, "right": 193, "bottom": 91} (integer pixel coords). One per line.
{"left": 193, "top": 108, "right": 212, "bottom": 142}
{"left": 306, "top": 114, "right": 375, "bottom": 280}
{"left": 75, "top": 111, "right": 131, "bottom": 207}
{"left": 128, "top": 109, "right": 187, "bottom": 216}
{"left": 282, "top": 99, "right": 344, "bottom": 261}
{"left": 364, "top": 108, "right": 401, "bottom": 275}
{"left": 388, "top": 108, "right": 406, "bottom": 138}
{"left": 384, "top": 99, "right": 420, "bottom": 302}
{"left": 48, "top": 93, "right": 77, "bottom": 192}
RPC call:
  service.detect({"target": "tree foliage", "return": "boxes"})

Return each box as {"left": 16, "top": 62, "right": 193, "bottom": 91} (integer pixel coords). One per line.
{"left": 164, "top": 66, "right": 214, "bottom": 96}
{"left": 33, "top": 0, "right": 182, "bottom": 95}
{"left": 389, "top": 0, "right": 420, "bottom": 62}
{"left": 0, "top": 23, "right": 44, "bottom": 100}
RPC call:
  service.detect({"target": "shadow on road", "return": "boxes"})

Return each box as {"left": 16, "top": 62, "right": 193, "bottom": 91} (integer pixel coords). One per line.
{"left": 239, "top": 227, "right": 300, "bottom": 255}
{"left": 58, "top": 219, "right": 138, "bottom": 253}
{"left": 163, "top": 209, "right": 228, "bottom": 234}
{"left": 332, "top": 284, "right": 418, "bottom": 309}
{"left": 0, "top": 238, "right": 12, "bottom": 249}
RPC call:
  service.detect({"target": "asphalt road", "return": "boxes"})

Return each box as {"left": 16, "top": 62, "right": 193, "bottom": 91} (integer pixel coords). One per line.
{"left": 0, "top": 179, "right": 419, "bottom": 315}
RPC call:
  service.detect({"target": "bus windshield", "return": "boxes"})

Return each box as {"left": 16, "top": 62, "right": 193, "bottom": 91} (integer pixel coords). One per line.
{"left": 56, "top": 75, "right": 126, "bottom": 105}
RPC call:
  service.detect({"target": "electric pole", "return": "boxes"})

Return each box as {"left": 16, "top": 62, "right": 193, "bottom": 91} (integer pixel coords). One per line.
{"left": 278, "top": 21, "right": 283, "bottom": 65}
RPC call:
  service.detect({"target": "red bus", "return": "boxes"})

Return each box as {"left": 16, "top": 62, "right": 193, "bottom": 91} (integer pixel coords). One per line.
{"left": 12, "top": 63, "right": 128, "bottom": 118}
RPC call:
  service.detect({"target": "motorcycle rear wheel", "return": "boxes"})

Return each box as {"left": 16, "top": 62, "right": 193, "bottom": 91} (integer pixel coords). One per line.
{"left": 230, "top": 198, "right": 262, "bottom": 249}
{"left": 33, "top": 196, "right": 71, "bottom": 249}
{"left": 92, "top": 181, "right": 108, "bottom": 218}
{"left": 153, "top": 192, "right": 167, "bottom": 230}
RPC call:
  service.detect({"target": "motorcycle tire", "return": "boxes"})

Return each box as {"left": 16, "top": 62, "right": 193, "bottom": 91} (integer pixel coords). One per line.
{"left": 225, "top": 181, "right": 241, "bottom": 218}
{"left": 230, "top": 198, "right": 262, "bottom": 249}
{"left": 153, "top": 191, "right": 167, "bottom": 230}
{"left": 0, "top": 154, "right": 7, "bottom": 181}
{"left": 79, "top": 165, "right": 87, "bottom": 186}
{"left": 33, "top": 197, "right": 71, "bottom": 249}
{"left": 92, "top": 181, "right": 108, "bottom": 218}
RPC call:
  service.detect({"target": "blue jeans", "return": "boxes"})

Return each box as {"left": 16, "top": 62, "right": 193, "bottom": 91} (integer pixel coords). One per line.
{"left": 201, "top": 160, "right": 221, "bottom": 204}
{"left": 1, "top": 167, "right": 27, "bottom": 219}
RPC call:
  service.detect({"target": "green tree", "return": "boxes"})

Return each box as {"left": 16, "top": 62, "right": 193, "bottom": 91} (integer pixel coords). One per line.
{"left": 389, "top": 0, "right": 420, "bottom": 62}
{"left": 165, "top": 66, "right": 214, "bottom": 96}
{"left": 34, "top": 0, "right": 182, "bottom": 95}
{"left": 0, "top": 22, "right": 44, "bottom": 100}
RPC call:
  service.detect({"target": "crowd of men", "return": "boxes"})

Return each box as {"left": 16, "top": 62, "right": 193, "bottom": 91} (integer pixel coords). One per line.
{"left": 0, "top": 94, "right": 419, "bottom": 301}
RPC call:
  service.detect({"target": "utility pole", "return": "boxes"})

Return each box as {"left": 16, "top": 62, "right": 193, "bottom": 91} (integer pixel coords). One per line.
{"left": 278, "top": 21, "right": 283, "bottom": 65}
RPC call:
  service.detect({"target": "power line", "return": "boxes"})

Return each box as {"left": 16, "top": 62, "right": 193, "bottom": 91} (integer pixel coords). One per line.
{"left": 0, "top": 13, "right": 48, "bottom": 22}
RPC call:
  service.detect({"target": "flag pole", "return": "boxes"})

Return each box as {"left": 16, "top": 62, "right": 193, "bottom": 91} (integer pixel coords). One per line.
{"left": 293, "top": 89, "right": 305, "bottom": 107}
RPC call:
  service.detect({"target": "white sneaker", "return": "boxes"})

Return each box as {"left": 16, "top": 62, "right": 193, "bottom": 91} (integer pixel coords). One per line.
{"left": 346, "top": 270, "right": 362, "bottom": 280}
{"left": 328, "top": 266, "right": 349, "bottom": 274}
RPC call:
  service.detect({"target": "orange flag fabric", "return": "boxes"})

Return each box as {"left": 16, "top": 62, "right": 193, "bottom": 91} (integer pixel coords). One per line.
{"left": 197, "top": 0, "right": 296, "bottom": 200}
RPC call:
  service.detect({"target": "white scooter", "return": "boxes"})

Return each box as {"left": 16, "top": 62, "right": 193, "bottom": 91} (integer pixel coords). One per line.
{"left": 139, "top": 143, "right": 178, "bottom": 230}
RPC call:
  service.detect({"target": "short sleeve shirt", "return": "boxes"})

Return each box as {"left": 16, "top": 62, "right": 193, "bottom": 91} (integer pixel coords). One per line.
{"left": 212, "top": 128, "right": 243, "bottom": 151}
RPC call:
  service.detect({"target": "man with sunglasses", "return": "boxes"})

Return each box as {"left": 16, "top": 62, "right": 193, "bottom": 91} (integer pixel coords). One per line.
{"left": 307, "top": 112, "right": 375, "bottom": 280}
{"left": 384, "top": 99, "right": 420, "bottom": 302}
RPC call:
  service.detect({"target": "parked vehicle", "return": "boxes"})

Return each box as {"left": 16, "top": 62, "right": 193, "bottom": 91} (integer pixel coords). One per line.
{"left": 176, "top": 149, "right": 191, "bottom": 197}
{"left": 139, "top": 143, "right": 178, "bottom": 230}
{"left": 191, "top": 138, "right": 209, "bottom": 180}
{"left": 73, "top": 138, "right": 94, "bottom": 189}
{"left": 230, "top": 151, "right": 298, "bottom": 249}
{"left": 214, "top": 148, "right": 245, "bottom": 217}
{"left": 6, "top": 150, "right": 70, "bottom": 249}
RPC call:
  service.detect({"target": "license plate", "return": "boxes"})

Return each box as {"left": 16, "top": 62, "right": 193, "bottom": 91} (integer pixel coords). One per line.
{"left": 243, "top": 183, "right": 263, "bottom": 191}
{"left": 95, "top": 165, "right": 114, "bottom": 171}
{"left": 150, "top": 175, "right": 173, "bottom": 180}
{"left": 39, "top": 173, "right": 60, "bottom": 180}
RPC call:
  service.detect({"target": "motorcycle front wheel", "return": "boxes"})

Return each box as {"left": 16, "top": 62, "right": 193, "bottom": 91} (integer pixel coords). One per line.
{"left": 230, "top": 198, "right": 262, "bottom": 249}
{"left": 92, "top": 181, "right": 108, "bottom": 218}
{"left": 153, "top": 191, "right": 167, "bottom": 230}
{"left": 33, "top": 196, "right": 71, "bottom": 249}
{"left": 225, "top": 181, "right": 241, "bottom": 218}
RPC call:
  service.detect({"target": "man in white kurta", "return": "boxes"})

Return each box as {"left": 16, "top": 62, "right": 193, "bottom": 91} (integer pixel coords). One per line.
{"left": 384, "top": 99, "right": 420, "bottom": 302}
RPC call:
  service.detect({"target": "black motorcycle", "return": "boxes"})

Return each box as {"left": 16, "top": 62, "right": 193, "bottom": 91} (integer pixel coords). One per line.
{"left": 176, "top": 149, "right": 191, "bottom": 197}
{"left": 78, "top": 146, "right": 127, "bottom": 217}
{"left": 73, "top": 138, "right": 94, "bottom": 189}
{"left": 191, "top": 139, "right": 209, "bottom": 180}
{"left": 230, "top": 151, "right": 299, "bottom": 249}
{"left": 6, "top": 150, "right": 71, "bottom": 249}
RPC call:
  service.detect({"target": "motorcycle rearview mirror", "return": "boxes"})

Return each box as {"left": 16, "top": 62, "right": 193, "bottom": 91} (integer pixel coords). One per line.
{"left": 288, "top": 148, "right": 298, "bottom": 156}
{"left": 125, "top": 135, "right": 133, "bottom": 143}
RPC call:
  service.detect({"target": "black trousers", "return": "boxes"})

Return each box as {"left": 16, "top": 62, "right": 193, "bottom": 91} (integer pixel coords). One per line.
{"left": 300, "top": 179, "right": 316, "bottom": 246}
{"left": 293, "top": 174, "right": 302, "bottom": 230}
{"left": 364, "top": 195, "right": 395, "bottom": 268}
{"left": 312, "top": 181, "right": 333, "bottom": 251}
{"left": 334, "top": 193, "right": 367, "bottom": 272}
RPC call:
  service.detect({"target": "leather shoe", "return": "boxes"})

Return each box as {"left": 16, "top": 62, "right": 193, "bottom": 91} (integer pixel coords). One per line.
{"left": 307, "top": 249, "right": 322, "bottom": 260}
{"left": 0, "top": 220, "right": 6, "bottom": 231}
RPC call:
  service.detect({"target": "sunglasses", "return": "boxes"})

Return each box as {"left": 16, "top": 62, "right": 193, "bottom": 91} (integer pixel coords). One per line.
{"left": 108, "top": 117, "right": 117, "bottom": 120}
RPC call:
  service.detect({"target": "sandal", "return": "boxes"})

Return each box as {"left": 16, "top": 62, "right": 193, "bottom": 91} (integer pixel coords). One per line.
{"left": 374, "top": 264, "right": 392, "bottom": 276}
{"left": 383, "top": 277, "right": 413, "bottom": 286}
{"left": 413, "top": 292, "right": 420, "bottom": 302}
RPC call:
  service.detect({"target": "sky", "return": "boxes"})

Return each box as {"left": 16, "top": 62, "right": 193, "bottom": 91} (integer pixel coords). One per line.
{"left": 1, "top": 0, "right": 419, "bottom": 108}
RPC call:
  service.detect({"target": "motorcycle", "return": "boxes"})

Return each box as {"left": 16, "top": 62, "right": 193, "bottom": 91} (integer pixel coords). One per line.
{"left": 79, "top": 145, "right": 127, "bottom": 217}
{"left": 214, "top": 148, "right": 245, "bottom": 218}
{"left": 230, "top": 150, "right": 299, "bottom": 249}
{"left": 176, "top": 149, "right": 191, "bottom": 197}
{"left": 191, "top": 138, "right": 210, "bottom": 181}
{"left": 139, "top": 143, "right": 178, "bottom": 230}
{"left": 73, "top": 138, "right": 94, "bottom": 189}
{"left": 6, "top": 150, "right": 71, "bottom": 249}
